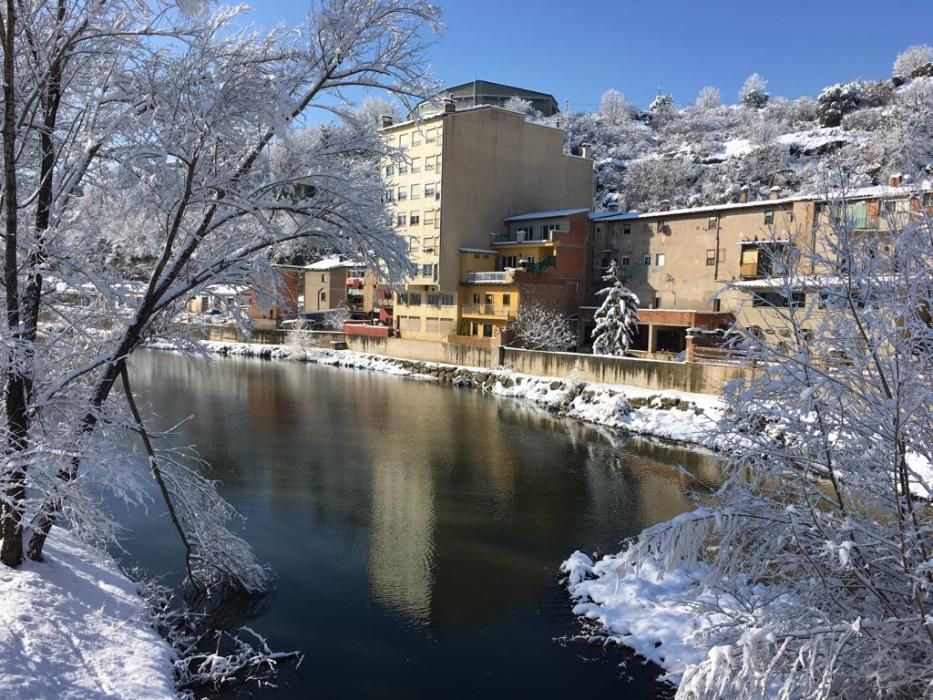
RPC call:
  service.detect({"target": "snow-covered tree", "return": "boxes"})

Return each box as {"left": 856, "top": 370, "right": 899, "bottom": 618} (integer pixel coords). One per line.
{"left": 893, "top": 44, "right": 933, "bottom": 78}
{"left": 571, "top": 197, "right": 933, "bottom": 698}
{"left": 599, "top": 88, "right": 636, "bottom": 125}
{"left": 649, "top": 92, "right": 674, "bottom": 115}
{"left": 0, "top": 0, "right": 440, "bottom": 595}
{"left": 591, "top": 261, "right": 640, "bottom": 355}
{"left": 508, "top": 301, "right": 576, "bottom": 351}
{"left": 739, "top": 73, "right": 769, "bottom": 108}
{"left": 694, "top": 86, "right": 721, "bottom": 110}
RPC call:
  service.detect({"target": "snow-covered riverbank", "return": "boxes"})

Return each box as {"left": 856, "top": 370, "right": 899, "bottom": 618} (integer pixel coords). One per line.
{"left": 151, "top": 339, "right": 728, "bottom": 450}
{"left": 0, "top": 527, "right": 176, "bottom": 699}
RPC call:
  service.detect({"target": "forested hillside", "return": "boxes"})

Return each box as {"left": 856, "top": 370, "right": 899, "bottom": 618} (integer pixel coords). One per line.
{"left": 515, "top": 45, "right": 933, "bottom": 210}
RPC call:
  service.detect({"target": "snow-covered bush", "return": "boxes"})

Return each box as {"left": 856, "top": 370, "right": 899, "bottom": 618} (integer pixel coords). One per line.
{"left": 739, "top": 73, "right": 769, "bottom": 109}
{"left": 508, "top": 301, "right": 577, "bottom": 352}
{"left": 649, "top": 92, "right": 675, "bottom": 114}
{"left": 893, "top": 44, "right": 933, "bottom": 78}
{"left": 569, "top": 205, "right": 933, "bottom": 698}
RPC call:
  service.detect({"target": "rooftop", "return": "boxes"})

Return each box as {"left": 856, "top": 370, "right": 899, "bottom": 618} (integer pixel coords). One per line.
{"left": 305, "top": 256, "right": 361, "bottom": 271}
{"left": 504, "top": 208, "right": 589, "bottom": 223}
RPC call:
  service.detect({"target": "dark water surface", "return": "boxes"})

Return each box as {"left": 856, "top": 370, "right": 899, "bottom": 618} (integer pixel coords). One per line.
{"left": 116, "top": 351, "right": 720, "bottom": 698}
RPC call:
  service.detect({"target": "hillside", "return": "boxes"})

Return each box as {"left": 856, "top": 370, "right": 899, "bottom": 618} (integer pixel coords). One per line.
{"left": 527, "top": 50, "right": 933, "bottom": 211}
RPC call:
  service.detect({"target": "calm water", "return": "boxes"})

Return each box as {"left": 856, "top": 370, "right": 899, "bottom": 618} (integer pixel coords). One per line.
{"left": 114, "top": 351, "right": 721, "bottom": 698}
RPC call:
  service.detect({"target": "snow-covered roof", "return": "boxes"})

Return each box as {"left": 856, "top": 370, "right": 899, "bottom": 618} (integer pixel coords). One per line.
{"left": 591, "top": 182, "right": 933, "bottom": 225}
{"left": 305, "top": 256, "right": 361, "bottom": 271}
{"left": 590, "top": 196, "right": 810, "bottom": 223}
{"left": 504, "top": 208, "right": 589, "bottom": 223}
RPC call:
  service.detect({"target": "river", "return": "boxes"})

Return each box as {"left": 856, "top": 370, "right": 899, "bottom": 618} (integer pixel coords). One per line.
{"left": 114, "top": 351, "right": 720, "bottom": 698}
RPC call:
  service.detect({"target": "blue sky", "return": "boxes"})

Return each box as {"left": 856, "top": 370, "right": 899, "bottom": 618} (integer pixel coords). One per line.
{"left": 243, "top": 0, "right": 933, "bottom": 110}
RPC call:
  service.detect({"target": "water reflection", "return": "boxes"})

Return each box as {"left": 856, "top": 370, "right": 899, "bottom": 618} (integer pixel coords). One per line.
{"left": 122, "top": 351, "right": 722, "bottom": 698}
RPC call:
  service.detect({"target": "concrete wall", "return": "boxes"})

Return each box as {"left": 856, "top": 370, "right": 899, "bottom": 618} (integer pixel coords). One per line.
{"left": 344, "top": 334, "right": 751, "bottom": 395}
{"left": 501, "top": 348, "right": 752, "bottom": 394}
{"left": 346, "top": 335, "right": 499, "bottom": 368}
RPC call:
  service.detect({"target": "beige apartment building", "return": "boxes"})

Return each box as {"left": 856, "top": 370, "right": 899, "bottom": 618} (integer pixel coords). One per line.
{"left": 383, "top": 103, "right": 594, "bottom": 341}
{"left": 588, "top": 180, "right": 932, "bottom": 351}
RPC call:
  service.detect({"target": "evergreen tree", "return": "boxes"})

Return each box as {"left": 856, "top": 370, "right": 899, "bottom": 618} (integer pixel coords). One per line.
{"left": 591, "top": 261, "right": 640, "bottom": 355}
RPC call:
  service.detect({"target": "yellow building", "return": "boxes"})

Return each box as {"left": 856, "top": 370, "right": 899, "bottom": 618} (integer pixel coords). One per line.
{"left": 381, "top": 103, "right": 594, "bottom": 341}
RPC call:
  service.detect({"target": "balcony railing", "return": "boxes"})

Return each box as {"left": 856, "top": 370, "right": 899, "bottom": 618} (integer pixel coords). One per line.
{"left": 461, "top": 304, "right": 510, "bottom": 318}
{"left": 490, "top": 230, "right": 554, "bottom": 245}
{"left": 465, "top": 270, "right": 512, "bottom": 283}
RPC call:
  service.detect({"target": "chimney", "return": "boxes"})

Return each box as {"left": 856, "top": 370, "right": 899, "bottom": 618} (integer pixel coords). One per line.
{"left": 379, "top": 115, "right": 394, "bottom": 128}
{"left": 889, "top": 174, "right": 901, "bottom": 187}
{"left": 738, "top": 186, "right": 749, "bottom": 204}
{"left": 659, "top": 199, "right": 671, "bottom": 211}
{"left": 581, "top": 142, "right": 592, "bottom": 160}
{"left": 769, "top": 186, "right": 781, "bottom": 200}
{"left": 443, "top": 98, "right": 456, "bottom": 114}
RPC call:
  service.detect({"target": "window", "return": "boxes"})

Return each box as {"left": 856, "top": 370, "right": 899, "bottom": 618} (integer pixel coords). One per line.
{"left": 425, "top": 155, "right": 434, "bottom": 172}
{"left": 399, "top": 162, "right": 408, "bottom": 175}
{"left": 411, "top": 132, "right": 422, "bottom": 146}
{"left": 764, "top": 210, "right": 775, "bottom": 225}
{"left": 383, "top": 189, "right": 394, "bottom": 202}
{"left": 399, "top": 134, "right": 409, "bottom": 148}
{"left": 427, "top": 293, "right": 440, "bottom": 305}
{"left": 410, "top": 213, "right": 420, "bottom": 225}
{"left": 653, "top": 297, "right": 661, "bottom": 309}
{"left": 411, "top": 184, "right": 420, "bottom": 200}
{"left": 411, "top": 157, "right": 421, "bottom": 173}
{"left": 712, "top": 298, "right": 721, "bottom": 312}
{"left": 422, "top": 263, "right": 432, "bottom": 277}
{"left": 483, "top": 323, "right": 493, "bottom": 338}
{"left": 408, "top": 236, "right": 419, "bottom": 254}
{"left": 409, "top": 293, "right": 422, "bottom": 305}
{"left": 321, "top": 292, "right": 326, "bottom": 302}
{"left": 752, "top": 291, "right": 805, "bottom": 308}
{"left": 708, "top": 216, "right": 718, "bottom": 230}
{"left": 623, "top": 224, "right": 631, "bottom": 235}
{"left": 655, "top": 253, "right": 665, "bottom": 266}
{"left": 472, "top": 293, "right": 480, "bottom": 304}
{"left": 385, "top": 164, "right": 394, "bottom": 177}
{"left": 397, "top": 187, "right": 407, "bottom": 201}
{"left": 621, "top": 256, "right": 630, "bottom": 266}
{"left": 398, "top": 292, "right": 408, "bottom": 305}
{"left": 396, "top": 213, "right": 407, "bottom": 227}
{"left": 484, "top": 293, "right": 493, "bottom": 305}
{"left": 425, "top": 127, "right": 436, "bottom": 143}
{"left": 424, "top": 183, "right": 435, "bottom": 198}
{"left": 882, "top": 200, "right": 897, "bottom": 215}
{"left": 501, "top": 255, "right": 517, "bottom": 269}
{"left": 320, "top": 274, "right": 326, "bottom": 282}
{"left": 441, "top": 294, "right": 454, "bottom": 306}
{"left": 503, "top": 294, "right": 511, "bottom": 306}
{"left": 643, "top": 255, "right": 651, "bottom": 265}
{"left": 424, "top": 210, "right": 435, "bottom": 226}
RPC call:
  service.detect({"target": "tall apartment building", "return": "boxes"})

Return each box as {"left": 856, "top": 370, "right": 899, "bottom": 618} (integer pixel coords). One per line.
{"left": 382, "top": 103, "right": 594, "bottom": 341}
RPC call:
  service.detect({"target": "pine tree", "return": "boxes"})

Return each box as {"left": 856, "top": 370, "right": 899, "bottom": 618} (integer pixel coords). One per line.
{"left": 591, "top": 260, "right": 640, "bottom": 355}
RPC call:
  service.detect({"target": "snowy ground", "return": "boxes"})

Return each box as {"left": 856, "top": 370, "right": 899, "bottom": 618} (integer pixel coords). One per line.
{"left": 0, "top": 527, "right": 176, "bottom": 699}
{"left": 150, "top": 339, "right": 727, "bottom": 450}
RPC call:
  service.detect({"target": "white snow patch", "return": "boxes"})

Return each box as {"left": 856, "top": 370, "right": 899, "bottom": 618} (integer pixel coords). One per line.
{"left": 0, "top": 527, "right": 176, "bottom": 699}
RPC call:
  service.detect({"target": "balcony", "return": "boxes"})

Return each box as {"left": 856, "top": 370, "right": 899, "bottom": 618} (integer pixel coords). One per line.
{"left": 465, "top": 270, "right": 513, "bottom": 284}
{"left": 461, "top": 304, "right": 510, "bottom": 318}
{"left": 490, "top": 230, "right": 555, "bottom": 245}
{"left": 740, "top": 262, "right": 762, "bottom": 279}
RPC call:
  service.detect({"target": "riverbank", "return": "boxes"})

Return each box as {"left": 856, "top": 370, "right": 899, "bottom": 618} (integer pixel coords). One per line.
{"left": 0, "top": 527, "right": 176, "bottom": 699}
{"left": 151, "top": 339, "right": 728, "bottom": 451}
